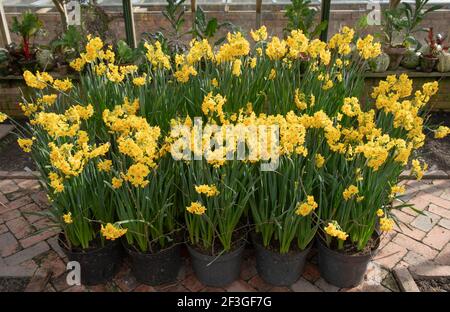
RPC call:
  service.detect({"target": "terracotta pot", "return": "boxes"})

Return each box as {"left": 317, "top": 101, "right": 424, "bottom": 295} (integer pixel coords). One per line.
{"left": 384, "top": 46, "right": 407, "bottom": 70}
{"left": 420, "top": 55, "right": 438, "bottom": 73}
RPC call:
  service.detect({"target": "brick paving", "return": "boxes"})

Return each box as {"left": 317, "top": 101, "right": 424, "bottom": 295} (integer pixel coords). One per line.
{"left": 0, "top": 176, "right": 449, "bottom": 292}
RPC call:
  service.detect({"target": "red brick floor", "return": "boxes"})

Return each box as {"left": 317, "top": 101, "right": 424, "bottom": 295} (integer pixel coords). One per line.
{"left": 1, "top": 176, "right": 450, "bottom": 292}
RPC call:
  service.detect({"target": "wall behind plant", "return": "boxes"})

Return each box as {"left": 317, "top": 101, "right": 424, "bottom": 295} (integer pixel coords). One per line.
{"left": 1, "top": 4, "right": 450, "bottom": 47}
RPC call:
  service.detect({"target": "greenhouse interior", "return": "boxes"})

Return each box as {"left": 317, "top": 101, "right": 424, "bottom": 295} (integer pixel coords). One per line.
{"left": 0, "top": 0, "right": 450, "bottom": 297}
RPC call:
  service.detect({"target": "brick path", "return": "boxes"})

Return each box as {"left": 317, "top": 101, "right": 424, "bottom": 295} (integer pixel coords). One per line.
{"left": 1, "top": 176, "right": 449, "bottom": 292}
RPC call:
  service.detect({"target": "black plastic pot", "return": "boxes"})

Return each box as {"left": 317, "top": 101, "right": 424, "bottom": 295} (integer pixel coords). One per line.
{"left": 60, "top": 236, "right": 122, "bottom": 286}
{"left": 187, "top": 243, "right": 245, "bottom": 287}
{"left": 253, "top": 236, "right": 312, "bottom": 286}
{"left": 123, "top": 242, "right": 182, "bottom": 285}
{"left": 317, "top": 234, "right": 380, "bottom": 288}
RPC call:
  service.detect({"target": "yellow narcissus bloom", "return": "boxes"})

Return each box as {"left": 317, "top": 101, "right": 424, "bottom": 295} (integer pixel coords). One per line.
{"left": 411, "top": 159, "right": 427, "bottom": 180}
{"left": 0, "top": 112, "right": 7, "bottom": 123}
{"left": 97, "top": 160, "right": 112, "bottom": 172}
{"left": 256, "top": 47, "right": 263, "bottom": 56}
{"left": 250, "top": 25, "right": 268, "bottom": 42}
{"left": 38, "top": 94, "right": 58, "bottom": 106}
{"left": 356, "top": 35, "right": 381, "bottom": 60}
{"left": 48, "top": 172, "right": 64, "bottom": 193}
{"left": 322, "top": 79, "right": 333, "bottom": 90}
{"left": 295, "top": 195, "right": 318, "bottom": 216}
{"left": 186, "top": 39, "right": 213, "bottom": 65}
{"left": 434, "top": 126, "right": 450, "bottom": 139}
{"left": 342, "top": 97, "right": 361, "bottom": 117}
{"left": 70, "top": 57, "right": 86, "bottom": 72}
{"left": 95, "top": 63, "right": 107, "bottom": 76}
{"left": 211, "top": 78, "right": 219, "bottom": 87}
{"left": 201, "top": 92, "right": 227, "bottom": 124}
{"left": 268, "top": 68, "right": 276, "bottom": 80}
{"left": 343, "top": 184, "right": 359, "bottom": 201}
{"left": 133, "top": 73, "right": 147, "bottom": 86}
{"left": 101, "top": 223, "right": 127, "bottom": 241}
{"left": 174, "top": 64, "right": 197, "bottom": 83}
{"left": 53, "top": 78, "right": 73, "bottom": 92}
{"left": 307, "top": 39, "right": 330, "bottom": 65}
{"left": 249, "top": 57, "right": 257, "bottom": 69}
{"left": 124, "top": 163, "right": 150, "bottom": 188}
{"left": 195, "top": 184, "right": 219, "bottom": 197}
{"left": 232, "top": 59, "right": 242, "bottom": 77}
{"left": 324, "top": 221, "right": 348, "bottom": 241}
{"left": 286, "top": 30, "right": 309, "bottom": 59}
{"left": 328, "top": 26, "right": 354, "bottom": 55}
{"left": 315, "top": 153, "right": 325, "bottom": 168}
{"left": 186, "top": 202, "right": 207, "bottom": 215}
{"left": 266, "top": 37, "right": 287, "bottom": 60}
{"left": 380, "top": 217, "right": 394, "bottom": 232}
{"left": 376, "top": 209, "right": 384, "bottom": 217}
{"left": 23, "top": 70, "right": 53, "bottom": 89}
{"left": 145, "top": 41, "right": 171, "bottom": 69}
{"left": 112, "top": 177, "right": 123, "bottom": 189}
{"left": 294, "top": 89, "right": 307, "bottom": 110}
{"left": 391, "top": 184, "right": 405, "bottom": 196}
{"left": 215, "top": 32, "right": 250, "bottom": 63}
{"left": 17, "top": 138, "right": 34, "bottom": 153}
{"left": 106, "top": 64, "right": 125, "bottom": 83}
{"left": 63, "top": 212, "right": 73, "bottom": 224}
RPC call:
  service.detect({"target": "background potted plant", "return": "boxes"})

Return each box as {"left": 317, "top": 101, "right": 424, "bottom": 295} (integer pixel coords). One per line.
{"left": 380, "top": 0, "right": 442, "bottom": 70}
{"left": 420, "top": 28, "right": 441, "bottom": 72}
{"left": 381, "top": 6, "right": 408, "bottom": 70}
{"left": 11, "top": 11, "right": 43, "bottom": 72}
{"left": 51, "top": 25, "right": 85, "bottom": 74}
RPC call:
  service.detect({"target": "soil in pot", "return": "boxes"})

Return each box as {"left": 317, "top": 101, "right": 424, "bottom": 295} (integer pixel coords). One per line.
{"left": 317, "top": 232, "right": 380, "bottom": 288}
{"left": 252, "top": 232, "right": 312, "bottom": 286}
{"left": 59, "top": 235, "right": 122, "bottom": 286}
{"left": 123, "top": 241, "right": 182, "bottom": 286}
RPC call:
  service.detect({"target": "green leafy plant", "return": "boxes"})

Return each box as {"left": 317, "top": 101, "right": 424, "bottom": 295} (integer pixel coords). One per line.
{"left": 11, "top": 11, "right": 43, "bottom": 60}
{"left": 190, "top": 6, "right": 234, "bottom": 46}
{"left": 381, "top": 0, "right": 442, "bottom": 48}
{"left": 160, "top": 0, "right": 188, "bottom": 55}
{"left": 284, "top": 0, "right": 327, "bottom": 38}
{"left": 401, "top": 0, "right": 442, "bottom": 48}
{"left": 51, "top": 25, "right": 84, "bottom": 62}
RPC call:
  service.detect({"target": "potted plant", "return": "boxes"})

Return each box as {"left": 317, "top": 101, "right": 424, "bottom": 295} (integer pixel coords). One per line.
{"left": 381, "top": 0, "right": 442, "bottom": 70}
{"left": 51, "top": 25, "right": 85, "bottom": 74}
{"left": 318, "top": 75, "right": 441, "bottom": 288}
{"left": 103, "top": 102, "right": 183, "bottom": 285}
{"left": 249, "top": 154, "right": 318, "bottom": 286}
{"left": 173, "top": 126, "right": 253, "bottom": 287}
{"left": 15, "top": 73, "right": 122, "bottom": 285}
{"left": 11, "top": 11, "right": 43, "bottom": 72}
{"left": 420, "top": 28, "right": 440, "bottom": 72}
